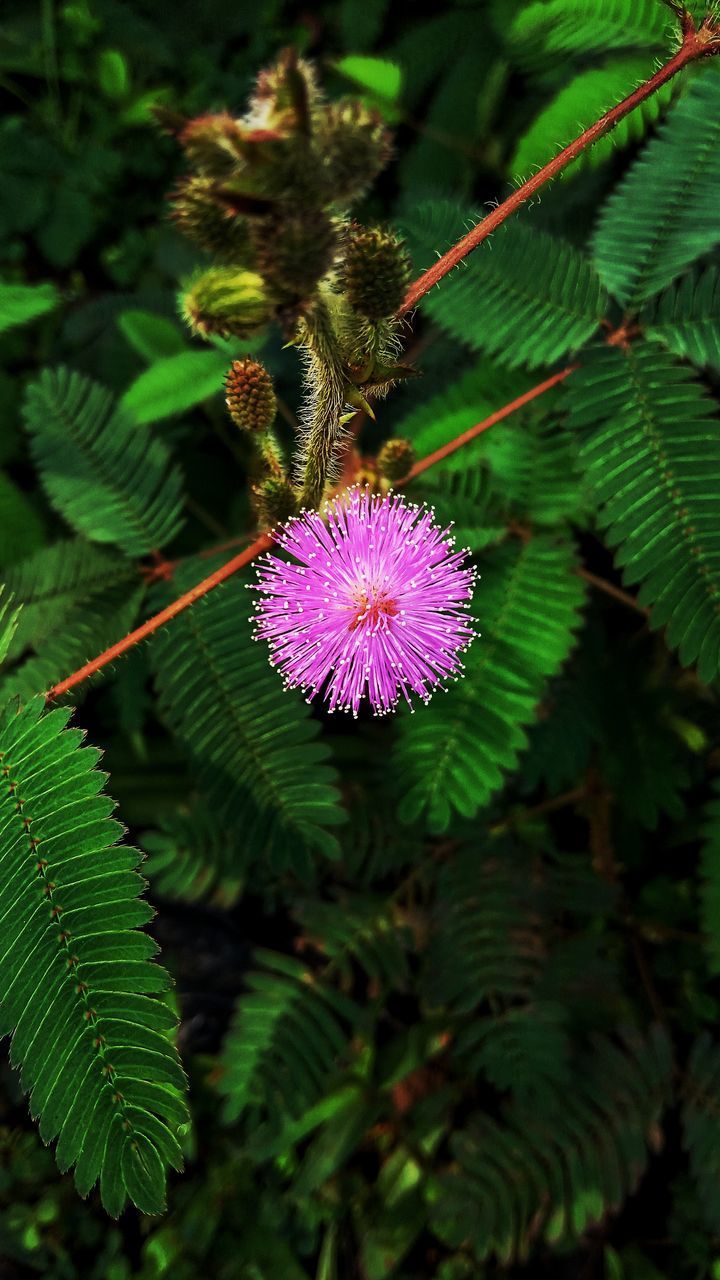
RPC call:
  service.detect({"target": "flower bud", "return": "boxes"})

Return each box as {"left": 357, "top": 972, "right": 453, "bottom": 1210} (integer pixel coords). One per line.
{"left": 315, "top": 101, "right": 393, "bottom": 204}
{"left": 342, "top": 224, "right": 411, "bottom": 320}
{"left": 225, "top": 358, "right": 277, "bottom": 433}
{"left": 377, "top": 438, "right": 415, "bottom": 482}
{"left": 170, "top": 176, "right": 253, "bottom": 259}
{"left": 182, "top": 267, "right": 274, "bottom": 338}
{"left": 254, "top": 475, "right": 298, "bottom": 527}
{"left": 178, "top": 113, "right": 246, "bottom": 178}
{"left": 252, "top": 210, "right": 339, "bottom": 301}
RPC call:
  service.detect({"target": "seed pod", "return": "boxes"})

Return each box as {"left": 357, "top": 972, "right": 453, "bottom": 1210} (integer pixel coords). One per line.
{"left": 182, "top": 267, "right": 274, "bottom": 338}
{"left": 342, "top": 224, "right": 411, "bottom": 321}
{"left": 252, "top": 209, "right": 339, "bottom": 301}
{"left": 225, "top": 358, "right": 277, "bottom": 433}
{"left": 315, "top": 101, "right": 393, "bottom": 204}
{"left": 377, "top": 438, "right": 415, "bottom": 482}
{"left": 169, "top": 176, "right": 253, "bottom": 259}
{"left": 178, "top": 113, "right": 246, "bottom": 178}
{"left": 254, "top": 475, "right": 298, "bottom": 527}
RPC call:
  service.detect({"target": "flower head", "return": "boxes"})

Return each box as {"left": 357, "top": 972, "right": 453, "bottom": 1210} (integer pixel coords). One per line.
{"left": 251, "top": 486, "right": 476, "bottom": 716}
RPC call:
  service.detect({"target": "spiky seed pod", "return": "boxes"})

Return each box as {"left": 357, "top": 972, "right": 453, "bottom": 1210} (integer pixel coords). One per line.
{"left": 169, "top": 176, "right": 254, "bottom": 259}
{"left": 315, "top": 100, "right": 393, "bottom": 204}
{"left": 251, "top": 49, "right": 320, "bottom": 136}
{"left": 342, "top": 224, "right": 411, "bottom": 321}
{"left": 178, "top": 113, "right": 247, "bottom": 178}
{"left": 225, "top": 358, "right": 277, "bottom": 433}
{"left": 252, "top": 209, "right": 339, "bottom": 301}
{"left": 182, "top": 267, "right": 274, "bottom": 339}
{"left": 254, "top": 475, "right": 298, "bottom": 528}
{"left": 377, "top": 438, "right": 415, "bottom": 482}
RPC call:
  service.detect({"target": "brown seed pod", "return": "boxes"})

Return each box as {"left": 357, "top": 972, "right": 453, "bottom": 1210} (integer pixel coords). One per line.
{"left": 225, "top": 358, "right": 277, "bottom": 433}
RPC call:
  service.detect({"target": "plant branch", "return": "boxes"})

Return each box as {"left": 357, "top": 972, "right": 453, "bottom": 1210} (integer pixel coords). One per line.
{"left": 398, "top": 20, "right": 719, "bottom": 314}
{"left": 406, "top": 366, "right": 576, "bottom": 480}
{"left": 45, "top": 534, "right": 272, "bottom": 702}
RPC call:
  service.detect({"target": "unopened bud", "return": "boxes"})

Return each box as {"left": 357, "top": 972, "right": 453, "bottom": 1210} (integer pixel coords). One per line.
{"left": 342, "top": 224, "right": 411, "bottom": 320}
{"left": 170, "top": 176, "right": 252, "bottom": 259}
{"left": 182, "top": 267, "right": 274, "bottom": 338}
{"left": 253, "top": 210, "right": 339, "bottom": 301}
{"left": 225, "top": 358, "right": 277, "bottom": 433}
{"left": 315, "top": 101, "right": 392, "bottom": 204}
{"left": 254, "top": 475, "right": 298, "bottom": 527}
{"left": 178, "top": 113, "right": 246, "bottom": 178}
{"left": 377, "top": 438, "right": 415, "bottom": 482}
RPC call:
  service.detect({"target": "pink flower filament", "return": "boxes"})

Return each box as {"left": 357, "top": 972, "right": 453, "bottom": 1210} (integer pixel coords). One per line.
{"left": 250, "top": 486, "right": 477, "bottom": 716}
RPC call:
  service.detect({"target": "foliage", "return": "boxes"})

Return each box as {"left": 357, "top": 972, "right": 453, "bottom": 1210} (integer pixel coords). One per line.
{"left": 2, "top": 2, "right": 720, "bottom": 1277}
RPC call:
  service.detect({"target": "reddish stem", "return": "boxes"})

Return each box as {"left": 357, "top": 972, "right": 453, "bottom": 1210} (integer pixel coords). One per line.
{"left": 399, "top": 26, "right": 715, "bottom": 315}
{"left": 406, "top": 366, "right": 577, "bottom": 480}
{"left": 45, "top": 534, "right": 272, "bottom": 701}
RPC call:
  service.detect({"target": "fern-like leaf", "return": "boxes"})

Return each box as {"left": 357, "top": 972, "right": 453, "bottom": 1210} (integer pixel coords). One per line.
{"left": 0, "top": 281, "right": 59, "bottom": 334}
{"left": 431, "top": 1028, "right": 672, "bottom": 1264}
{"left": 511, "top": 56, "right": 675, "bottom": 179}
{"left": 642, "top": 267, "right": 720, "bottom": 373}
{"left": 2, "top": 540, "right": 137, "bottom": 664}
{"left": 0, "top": 696, "right": 188, "bottom": 1216}
{"left": 401, "top": 202, "right": 607, "bottom": 369}
{"left": 508, "top": 0, "right": 669, "bottom": 64}
{"left": 682, "top": 1034, "right": 720, "bottom": 1231}
{"left": 394, "top": 535, "right": 586, "bottom": 831}
{"left": 220, "top": 949, "right": 355, "bottom": 1125}
{"left": 22, "top": 368, "right": 184, "bottom": 556}
{"left": 423, "top": 843, "right": 544, "bottom": 1015}
{"left": 150, "top": 560, "right": 346, "bottom": 870}
{"left": 565, "top": 344, "right": 720, "bottom": 682}
{"left": 592, "top": 71, "right": 720, "bottom": 306}
{"left": 141, "top": 801, "right": 244, "bottom": 907}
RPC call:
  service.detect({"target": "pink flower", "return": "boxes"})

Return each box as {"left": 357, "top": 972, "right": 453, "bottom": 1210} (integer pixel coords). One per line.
{"left": 250, "top": 486, "right": 476, "bottom": 716}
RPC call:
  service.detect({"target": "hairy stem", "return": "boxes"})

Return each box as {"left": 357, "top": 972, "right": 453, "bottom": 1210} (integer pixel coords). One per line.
{"left": 406, "top": 366, "right": 576, "bottom": 480}
{"left": 298, "top": 297, "right": 348, "bottom": 509}
{"left": 399, "top": 21, "right": 719, "bottom": 314}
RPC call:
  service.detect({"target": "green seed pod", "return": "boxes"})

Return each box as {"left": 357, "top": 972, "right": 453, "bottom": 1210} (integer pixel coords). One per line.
{"left": 252, "top": 209, "right": 339, "bottom": 301}
{"left": 315, "top": 100, "right": 393, "bottom": 204}
{"left": 225, "top": 358, "right": 277, "bottom": 433}
{"left": 254, "top": 475, "right": 298, "bottom": 527}
{"left": 251, "top": 49, "right": 320, "bottom": 136}
{"left": 342, "top": 223, "right": 411, "bottom": 321}
{"left": 169, "top": 176, "right": 253, "bottom": 259}
{"left": 377, "top": 438, "right": 415, "bottom": 482}
{"left": 182, "top": 267, "right": 274, "bottom": 338}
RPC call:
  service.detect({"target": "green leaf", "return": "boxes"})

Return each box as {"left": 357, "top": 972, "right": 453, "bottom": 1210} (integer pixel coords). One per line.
{"left": 394, "top": 535, "right": 586, "bottom": 831}
{"left": 509, "top": 0, "right": 669, "bottom": 64}
{"left": 642, "top": 267, "right": 720, "bottom": 373}
{"left": 97, "top": 48, "right": 130, "bottom": 100}
{"left": 682, "top": 1035, "right": 720, "bottom": 1231}
{"left": 0, "top": 588, "right": 21, "bottom": 667}
{"left": 334, "top": 55, "right": 402, "bottom": 106}
{"left": 220, "top": 949, "right": 355, "bottom": 1126}
{"left": 23, "top": 367, "right": 184, "bottom": 556}
{"left": 118, "top": 310, "right": 187, "bottom": 364}
{"left": 121, "top": 348, "right": 229, "bottom": 424}
{"left": 0, "top": 281, "right": 59, "bottom": 335}
{"left": 565, "top": 344, "right": 720, "bottom": 682}
{"left": 150, "top": 559, "right": 346, "bottom": 872}
{"left": 401, "top": 201, "right": 607, "bottom": 369}
{"left": 511, "top": 55, "right": 674, "bottom": 179}
{"left": 592, "top": 70, "right": 720, "bottom": 305}
{"left": 431, "top": 1028, "right": 672, "bottom": 1264}
{"left": 0, "top": 696, "right": 188, "bottom": 1216}
{"left": 0, "top": 472, "right": 45, "bottom": 570}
